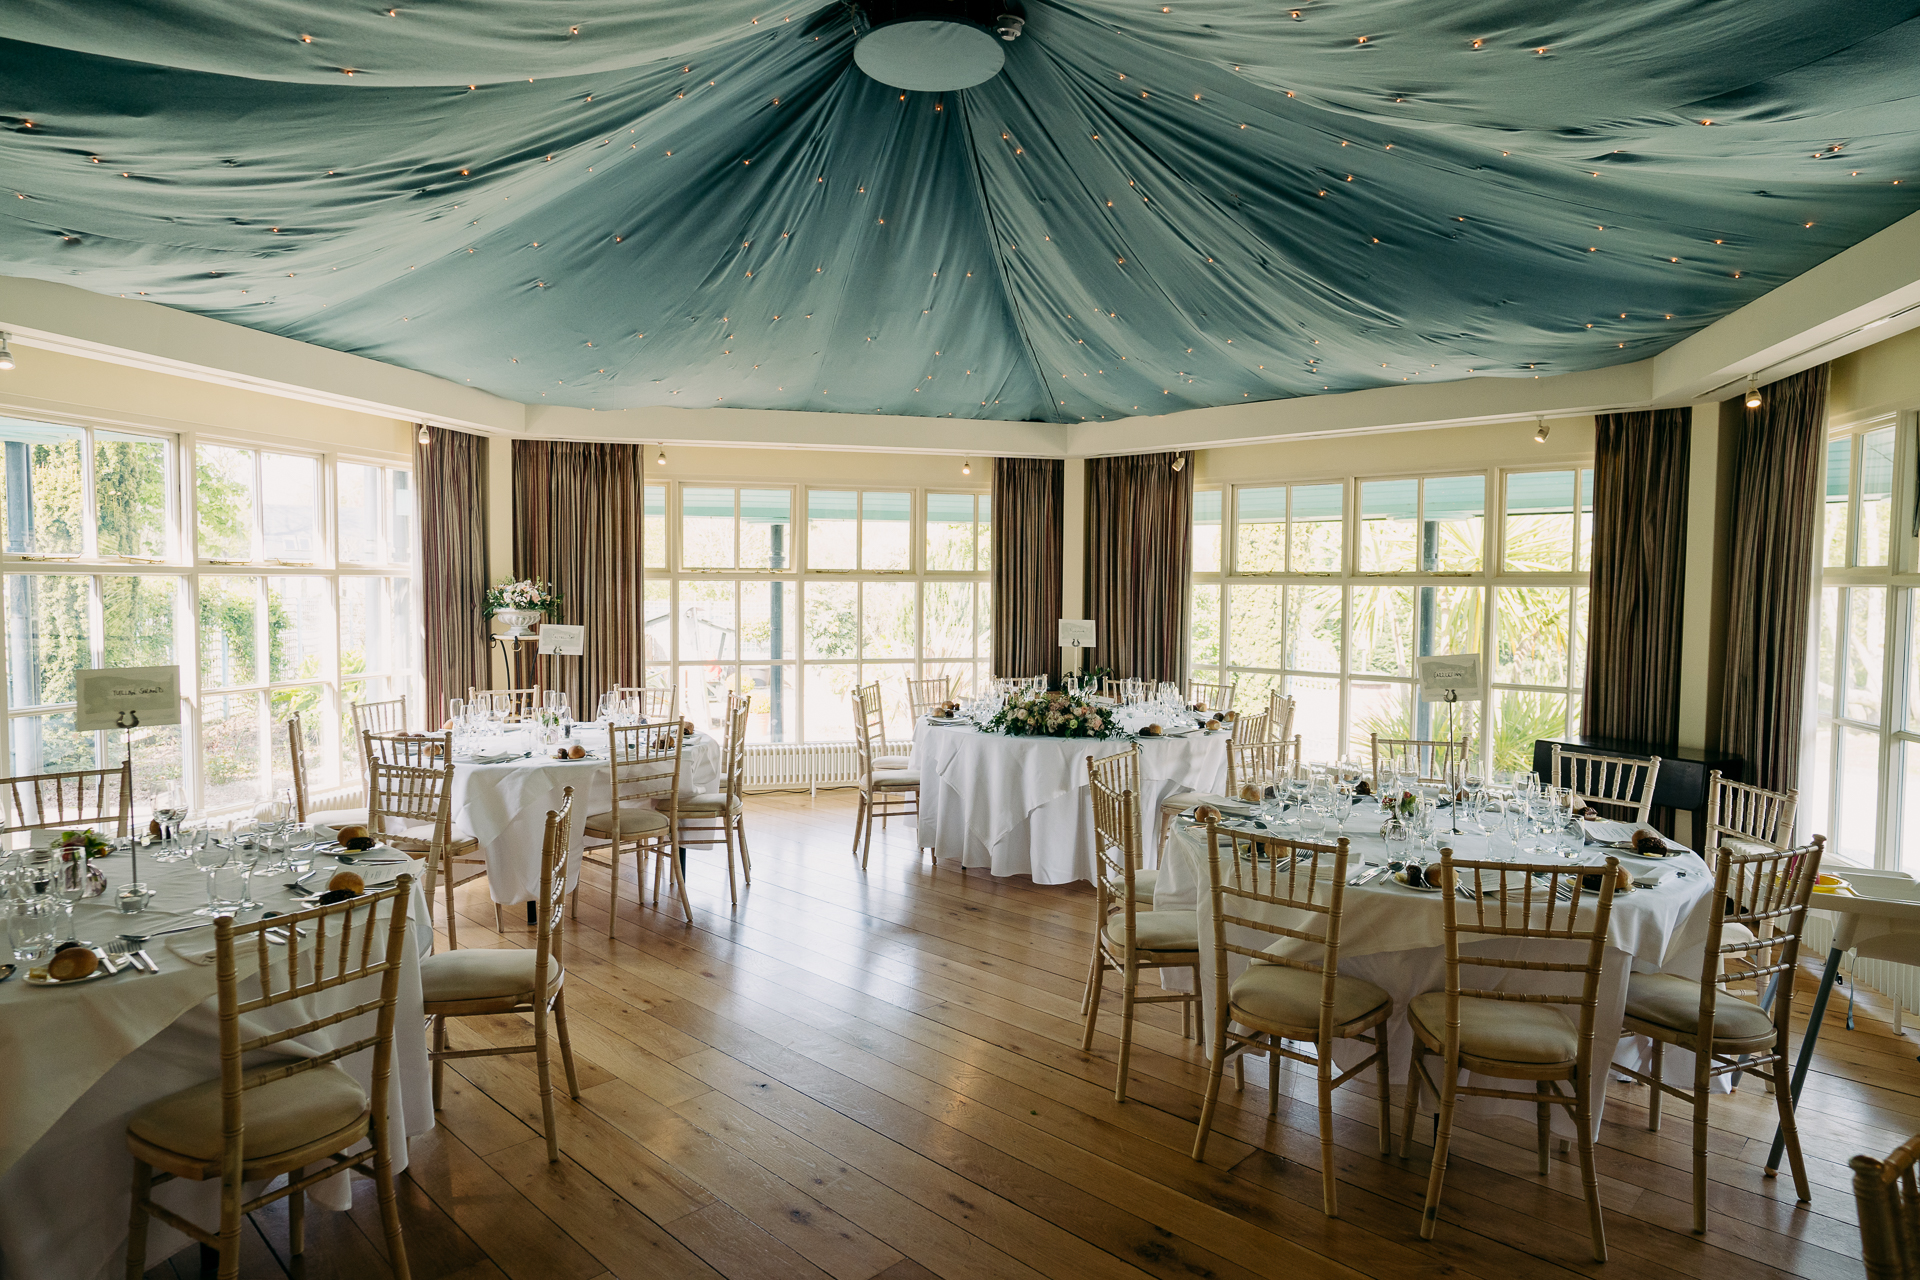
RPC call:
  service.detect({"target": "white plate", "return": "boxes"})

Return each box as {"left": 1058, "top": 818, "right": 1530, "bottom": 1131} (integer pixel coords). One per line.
{"left": 1391, "top": 870, "right": 1443, "bottom": 893}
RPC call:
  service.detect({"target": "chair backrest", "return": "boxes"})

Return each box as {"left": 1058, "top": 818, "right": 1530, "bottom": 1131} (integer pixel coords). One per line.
{"left": 490, "top": 688, "right": 540, "bottom": 722}
{"left": 1854, "top": 1133, "right": 1920, "bottom": 1280}
{"left": 1706, "top": 770, "right": 1797, "bottom": 852}
{"left": 213, "top": 875, "right": 413, "bottom": 1171}
{"left": 1231, "top": 710, "right": 1271, "bottom": 745}
{"left": 615, "top": 685, "right": 677, "bottom": 721}
{"left": 287, "top": 715, "right": 313, "bottom": 821}
{"left": 1188, "top": 679, "right": 1236, "bottom": 711}
{"left": 1202, "top": 822, "right": 1353, "bottom": 1039}
{"left": 351, "top": 696, "right": 408, "bottom": 739}
{"left": 0, "top": 759, "right": 133, "bottom": 835}
{"left": 1268, "top": 691, "right": 1297, "bottom": 743}
{"left": 908, "top": 676, "right": 953, "bottom": 720}
{"left": 533, "top": 789, "right": 576, "bottom": 996}
{"left": 364, "top": 729, "right": 450, "bottom": 769}
{"left": 1229, "top": 735, "right": 1299, "bottom": 799}
{"left": 367, "top": 759, "right": 454, "bottom": 846}
{"left": 1697, "top": 836, "right": 1824, "bottom": 1020}
{"left": 719, "top": 694, "right": 749, "bottom": 804}
{"left": 1087, "top": 747, "right": 1144, "bottom": 929}
{"left": 855, "top": 680, "right": 888, "bottom": 754}
{"left": 607, "top": 722, "right": 682, "bottom": 823}
{"left": 1434, "top": 849, "right": 1619, "bottom": 1056}
{"left": 1547, "top": 745, "right": 1660, "bottom": 824}
{"left": 851, "top": 691, "right": 884, "bottom": 784}
{"left": 1371, "top": 734, "right": 1469, "bottom": 789}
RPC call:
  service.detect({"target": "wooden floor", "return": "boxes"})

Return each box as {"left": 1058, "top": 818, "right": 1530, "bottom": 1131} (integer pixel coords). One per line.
{"left": 145, "top": 790, "right": 1900, "bottom": 1280}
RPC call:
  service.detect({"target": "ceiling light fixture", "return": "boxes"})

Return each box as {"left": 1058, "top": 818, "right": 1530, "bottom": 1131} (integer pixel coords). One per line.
{"left": 1744, "top": 378, "right": 1762, "bottom": 409}
{"left": 1171, "top": 454, "right": 1186, "bottom": 471}
{"left": 416, "top": 422, "right": 431, "bottom": 445}
{"left": 0, "top": 332, "right": 13, "bottom": 372}
{"left": 961, "top": 458, "right": 972, "bottom": 476}
{"left": 1534, "top": 418, "right": 1550, "bottom": 444}
{"left": 655, "top": 445, "right": 667, "bottom": 466}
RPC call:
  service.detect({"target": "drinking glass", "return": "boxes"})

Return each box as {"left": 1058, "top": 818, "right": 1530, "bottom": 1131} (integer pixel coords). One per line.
{"left": 52, "top": 848, "right": 89, "bottom": 942}
{"left": 9, "top": 893, "right": 57, "bottom": 961}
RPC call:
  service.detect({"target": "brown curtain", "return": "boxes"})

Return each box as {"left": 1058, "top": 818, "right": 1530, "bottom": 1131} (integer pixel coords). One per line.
{"left": 415, "top": 425, "right": 490, "bottom": 725}
{"left": 991, "top": 458, "right": 1063, "bottom": 683}
{"left": 512, "top": 440, "right": 647, "bottom": 716}
{"left": 1719, "top": 365, "right": 1830, "bottom": 795}
{"left": 1086, "top": 451, "right": 1193, "bottom": 684}
{"left": 1582, "top": 409, "right": 1690, "bottom": 750}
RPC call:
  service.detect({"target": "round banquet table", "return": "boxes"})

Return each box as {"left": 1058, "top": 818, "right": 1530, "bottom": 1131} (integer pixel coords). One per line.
{"left": 0, "top": 845, "right": 433, "bottom": 1280}
{"left": 911, "top": 718, "right": 1229, "bottom": 883}
{"left": 450, "top": 724, "right": 724, "bottom": 904}
{"left": 1154, "top": 803, "right": 1720, "bottom": 1138}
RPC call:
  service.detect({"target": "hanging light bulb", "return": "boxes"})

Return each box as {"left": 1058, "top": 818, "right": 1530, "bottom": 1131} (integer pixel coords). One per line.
{"left": 416, "top": 422, "right": 431, "bottom": 445}
{"left": 655, "top": 445, "right": 667, "bottom": 466}
{"left": 1534, "top": 418, "right": 1550, "bottom": 444}
{"left": 961, "top": 458, "right": 972, "bottom": 476}
{"left": 1744, "top": 378, "right": 1762, "bottom": 409}
{"left": 0, "top": 332, "right": 14, "bottom": 372}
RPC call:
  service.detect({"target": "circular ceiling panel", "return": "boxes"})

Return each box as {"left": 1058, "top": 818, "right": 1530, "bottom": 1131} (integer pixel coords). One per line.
{"left": 854, "top": 19, "right": 1005, "bottom": 91}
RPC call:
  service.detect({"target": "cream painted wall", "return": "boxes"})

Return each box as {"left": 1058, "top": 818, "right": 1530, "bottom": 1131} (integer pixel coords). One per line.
{"left": 0, "top": 345, "right": 413, "bottom": 459}
{"left": 1193, "top": 414, "right": 1596, "bottom": 481}
{"left": 1829, "top": 323, "right": 1920, "bottom": 426}
{"left": 643, "top": 443, "right": 982, "bottom": 488}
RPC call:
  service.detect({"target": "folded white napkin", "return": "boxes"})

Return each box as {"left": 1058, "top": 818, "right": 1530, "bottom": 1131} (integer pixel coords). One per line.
{"left": 167, "top": 933, "right": 219, "bottom": 966}
{"left": 1631, "top": 864, "right": 1680, "bottom": 888}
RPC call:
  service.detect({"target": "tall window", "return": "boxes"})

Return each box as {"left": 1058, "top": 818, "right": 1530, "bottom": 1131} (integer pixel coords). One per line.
{"left": 1190, "top": 463, "right": 1590, "bottom": 771}
{"left": 645, "top": 482, "right": 988, "bottom": 743}
{"left": 1, "top": 413, "right": 418, "bottom": 816}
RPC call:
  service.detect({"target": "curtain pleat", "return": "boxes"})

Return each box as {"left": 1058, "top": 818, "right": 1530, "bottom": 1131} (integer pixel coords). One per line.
{"left": 1582, "top": 409, "right": 1690, "bottom": 749}
{"left": 1085, "top": 451, "right": 1193, "bottom": 684}
{"left": 415, "top": 426, "right": 490, "bottom": 725}
{"left": 991, "top": 458, "right": 1063, "bottom": 683}
{"left": 1719, "top": 365, "right": 1830, "bottom": 795}
{"left": 512, "top": 440, "right": 647, "bottom": 715}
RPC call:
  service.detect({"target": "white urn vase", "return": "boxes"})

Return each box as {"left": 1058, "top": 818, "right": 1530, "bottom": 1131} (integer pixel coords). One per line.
{"left": 493, "top": 608, "right": 541, "bottom": 636}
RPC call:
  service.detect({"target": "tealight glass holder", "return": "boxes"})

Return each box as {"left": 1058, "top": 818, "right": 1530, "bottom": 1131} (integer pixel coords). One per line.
{"left": 117, "top": 882, "right": 154, "bottom": 914}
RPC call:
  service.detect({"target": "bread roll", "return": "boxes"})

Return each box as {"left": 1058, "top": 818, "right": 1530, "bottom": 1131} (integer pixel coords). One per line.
{"left": 336, "top": 824, "right": 370, "bottom": 842}
{"left": 328, "top": 870, "right": 365, "bottom": 895}
{"left": 568, "top": 744, "right": 586, "bottom": 759}
{"left": 47, "top": 947, "right": 98, "bottom": 981}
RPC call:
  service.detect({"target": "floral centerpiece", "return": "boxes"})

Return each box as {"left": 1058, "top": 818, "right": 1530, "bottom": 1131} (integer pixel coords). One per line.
{"left": 984, "top": 689, "right": 1118, "bottom": 739}
{"left": 485, "top": 579, "right": 562, "bottom": 635}
{"left": 57, "top": 828, "right": 113, "bottom": 859}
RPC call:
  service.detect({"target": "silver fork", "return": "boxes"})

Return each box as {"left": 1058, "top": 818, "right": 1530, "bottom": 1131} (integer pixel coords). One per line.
{"left": 105, "top": 939, "right": 151, "bottom": 974}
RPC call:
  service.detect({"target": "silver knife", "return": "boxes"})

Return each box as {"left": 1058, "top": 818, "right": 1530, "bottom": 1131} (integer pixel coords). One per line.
{"left": 135, "top": 949, "right": 159, "bottom": 974}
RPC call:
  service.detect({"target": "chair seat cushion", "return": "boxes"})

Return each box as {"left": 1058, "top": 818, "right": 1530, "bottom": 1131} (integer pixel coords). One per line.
{"left": 1131, "top": 868, "right": 1158, "bottom": 905}
{"left": 868, "top": 769, "right": 919, "bottom": 788}
{"left": 421, "top": 948, "right": 555, "bottom": 1004}
{"left": 679, "top": 791, "right": 743, "bottom": 815}
{"left": 1624, "top": 972, "right": 1775, "bottom": 1042}
{"left": 1233, "top": 962, "right": 1390, "bottom": 1032}
{"left": 1409, "top": 991, "right": 1579, "bottom": 1065}
{"left": 584, "top": 807, "right": 670, "bottom": 838}
{"left": 305, "top": 807, "right": 369, "bottom": 829}
{"left": 1106, "top": 910, "right": 1199, "bottom": 953}
{"left": 128, "top": 1063, "right": 367, "bottom": 1163}
{"left": 875, "top": 754, "right": 911, "bottom": 770}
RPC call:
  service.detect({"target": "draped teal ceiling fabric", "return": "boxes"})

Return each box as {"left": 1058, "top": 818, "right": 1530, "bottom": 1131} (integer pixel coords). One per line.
{"left": 4, "top": 1, "right": 1920, "bottom": 426}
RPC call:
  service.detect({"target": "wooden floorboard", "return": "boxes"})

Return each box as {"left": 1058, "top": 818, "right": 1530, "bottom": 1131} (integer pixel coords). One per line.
{"left": 144, "top": 790, "right": 1900, "bottom": 1278}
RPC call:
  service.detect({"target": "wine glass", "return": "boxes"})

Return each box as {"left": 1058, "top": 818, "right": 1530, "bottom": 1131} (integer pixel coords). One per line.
{"left": 52, "top": 844, "right": 90, "bottom": 942}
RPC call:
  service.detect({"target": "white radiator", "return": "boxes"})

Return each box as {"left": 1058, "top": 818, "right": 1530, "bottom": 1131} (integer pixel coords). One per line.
{"left": 744, "top": 740, "right": 907, "bottom": 794}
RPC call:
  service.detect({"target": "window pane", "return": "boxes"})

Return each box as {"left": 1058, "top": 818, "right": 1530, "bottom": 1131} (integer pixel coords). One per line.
{"left": 862, "top": 491, "right": 912, "bottom": 571}
{"left": 4, "top": 574, "right": 92, "bottom": 708}
{"left": 95, "top": 431, "right": 169, "bottom": 559}
{"left": 1805, "top": 719, "right": 1832, "bottom": 846}
{"left": 389, "top": 470, "right": 414, "bottom": 564}
{"left": 742, "top": 664, "right": 797, "bottom": 743}
{"left": 1422, "top": 586, "right": 1484, "bottom": 660}
{"left": 270, "top": 686, "right": 327, "bottom": 790}
{"left": 1495, "top": 586, "right": 1571, "bottom": 686}
{"left": 978, "top": 493, "right": 991, "bottom": 568}
{"left": 1908, "top": 592, "right": 1920, "bottom": 734}
{"left": 196, "top": 445, "right": 255, "bottom": 561}
{"left": 924, "top": 581, "right": 975, "bottom": 660}
{"left": 1286, "top": 585, "right": 1342, "bottom": 673}
{"left": 683, "top": 486, "right": 736, "bottom": 570}
{"left": 926, "top": 493, "right": 976, "bottom": 571}
{"left": 1494, "top": 690, "right": 1568, "bottom": 773}
{"left": 864, "top": 663, "right": 914, "bottom": 739}
{"left": 739, "top": 579, "right": 797, "bottom": 662}
{"left": 680, "top": 666, "right": 736, "bottom": 737}
{"left": 1226, "top": 584, "right": 1285, "bottom": 670}
{"left": 1859, "top": 427, "right": 1895, "bottom": 568}
{"left": 202, "top": 691, "right": 264, "bottom": 811}
{"left": 110, "top": 722, "right": 183, "bottom": 815}
{"left": 924, "top": 659, "right": 980, "bottom": 705}
{"left": 390, "top": 577, "right": 414, "bottom": 674}
{"left": 804, "top": 581, "right": 857, "bottom": 658}
{"left": 9, "top": 711, "right": 93, "bottom": 776}
{"left": 268, "top": 576, "right": 331, "bottom": 684}
{"left": 1817, "top": 586, "right": 1839, "bottom": 718}
{"left": 1235, "top": 486, "right": 1286, "bottom": 572}
{"left": 679, "top": 581, "right": 737, "bottom": 664}
{"left": 1286, "top": 675, "right": 1339, "bottom": 761}
{"left": 1504, "top": 471, "right": 1574, "bottom": 572}
{"left": 338, "top": 462, "right": 381, "bottom": 563}
{"left": 261, "top": 454, "right": 320, "bottom": 560}
{"left": 1189, "top": 583, "right": 1220, "bottom": 667}
{"left": 1359, "top": 480, "right": 1417, "bottom": 573}
{"left": 644, "top": 579, "right": 672, "bottom": 664}
{"left": 199, "top": 575, "right": 260, "bottom": 687}
{"left": 644, "top": 484, "right": 668, "bottom": 571}
{"left": 1193, "top": 489, "right": 1222, "bottom": 575}
{"left": 0, "top": 418, "right": 85, "bottom": 555}
{"left": 1902, "top": 743, "right": 1920, "bottom": 875}
{"left": 1576, "top": 470, "right": 1594, "bottom": 573}
{"left": 1290, "top": 484, "right": 1343, "bottom": 573}
{"left": 808, "top": 490, "right": 857, "bottom": 570}
{"left": 1824, "top": 437, "right": 1852, "bottom": 569}
{"left": 1846, "top": 586, "right": 1885, "bottom": 723}
{"left": 1426, "top": 475, "right": 1485, "bottom": 572}
{"left": 1839, "top": 724, "right": 1880, "bottom": 865}
{"left": 1350, "top": 586, "right": 1413, "bottom": 676}
{"left": 740, "top": 488, "right": 793, "bottom": 570}
{"left": 339, "top": 577, "right": 392, "bottom": 679}
{"left": 102, "top": 575, "right": 176, "bottom": 669}
{"left": 803, "top": 664, "right": 858, "bottom": 738}
{"left": 862, "top": 582, "right": 916, "bottom": 659}
{"left": 1571, "top": 587, "right": 1588, "bottom": 689}
{"left": 1350, "top": 681, "right": 1413, "bottom": 757}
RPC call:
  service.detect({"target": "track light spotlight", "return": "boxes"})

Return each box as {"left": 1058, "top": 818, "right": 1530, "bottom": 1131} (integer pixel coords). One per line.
{"left": 416, "top": 423, "right": 431, "bottom": 445}
{"left": 1534, "top": 419, "right": 1550, "bottom": 444}
{"left": 0, "top": 332, "right": 14, "bottom": 372}
{"left": 961, "top": 458, "right": 972, "bottom": 476}
{"left": 1744, "top": 379, "right": 1762, "bottom": 409}
{"left": 1171, "top": 454, "right": 1186, "bottom": 472}
{"left": 655, "top": 446, "right": 667, "bottom": 466}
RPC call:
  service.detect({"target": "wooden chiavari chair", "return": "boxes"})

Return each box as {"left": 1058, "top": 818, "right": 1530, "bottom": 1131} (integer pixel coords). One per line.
{"left": 677, "top": 695, "right": 752, "bottom": 906}
{"left": 1370, "top": 733, "right": 1469, "bottom": 790}
{"left": 1546, "top": 744, "right": 1660, "bottom": 824}
{"left": 855, "top": 680, "right": 911, "bottom": 769}
{"left": 0, "top": 758, "right": 132, "bottom": 835}
{"left": 350, "top": 695, "right": 408, "bottom": 739}
{"left": 1191, "top": 822, "right": 1392, "bottom": 1215}
{"left": 367, "top": 754, "right": 488, "bottom": 945}
{"left": 1614, "top": 837, "right": 1822, "bottom": 1234}
{"left": 1854, "top": 1132, "right": 1920, "bottom": 1280}
{"left": 490, "top": 687, "right": 542, "bottom": 723}
{"left": 614, "top": 685, "right": 677, "bottom": 722}
{"left": 1090, "top": 747, "right": 1156, "bottom": 906}
{"left": 124, "top": 878, "right": 415, "bottom": 1280}
{"left": 1230, "top": 709, "right": 1271, "bottom": 744}
{"left": 285, "top": 714, "right": 367, "bottom": 828}
{"left": 1080, "top": 746, "right": 1201, "bottom": 1100}
{"left": 577, "top": 722, "right": 686, "bottom": 926}
{"left": 1401, "top": 849, "right": 1620, "bottom": 1260}
{"left": 1187, "top": 678, "right": 1236, "bottom": 711}
{"left": 1155, "top": 732, "right": 1299, "bottom": 855}
{"left": 1268, "top": 690, "right": 1297, "bottom": 743}
{"left": 425, "top": 790, "right": 580, "bottom": 1162}
{"left": 851, "top": 691, "right": 922, "bottom": 869}
{"left": 908, "top": 675, "right": 953, "bottom": 720}
{"left": 1702, "top": 770, "right": 1798, "bottom": 993}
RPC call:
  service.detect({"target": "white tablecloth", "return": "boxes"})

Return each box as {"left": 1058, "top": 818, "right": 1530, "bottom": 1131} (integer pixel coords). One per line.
{"left": 1155, "top": 804, "right": 1718, "bottom": 1136}
{"left": 0, "top": 847, "right": 433, "bottom": 1280}
{"left": 450, "top": 726, "right": 724, "bottom": 903}
{"left": 912, "top": 720, "right": 1229, "bottom": 883}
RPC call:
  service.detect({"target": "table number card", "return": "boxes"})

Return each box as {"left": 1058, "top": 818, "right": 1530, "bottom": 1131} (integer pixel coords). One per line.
{"left": 1416, "top": 653, "right": 1482, "bottom": 703}
{"left": 75, "top": 664, "right": 182, "bottom": 730}
{"left": 537, "top": 625, "right": 586, "bottom": 656}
